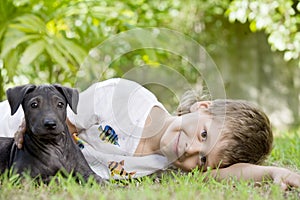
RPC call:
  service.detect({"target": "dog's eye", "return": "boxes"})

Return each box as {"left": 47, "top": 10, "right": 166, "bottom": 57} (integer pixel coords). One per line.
{"left": 57, "top": 102, "right": 64, "bottom": 108}
{"left": 31, "top": 102, "right": 38, "bottom": 108}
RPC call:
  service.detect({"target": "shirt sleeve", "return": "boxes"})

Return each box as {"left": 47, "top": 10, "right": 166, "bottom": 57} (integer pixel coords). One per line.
{"left": 67, "top": 79, "right": 119, "bottom": 130}
{"left": 67, "top": 82, "right": 101, "bottom": 130}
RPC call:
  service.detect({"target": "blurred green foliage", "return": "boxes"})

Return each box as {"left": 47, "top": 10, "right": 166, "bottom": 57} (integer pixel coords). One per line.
{"left": 228, "top": 0, "right": 300, "bottom": 63}
{"left": 0, "top": 0, "right": 299, "bottom": 127}
{"left": 0, "top": 0, "right": 208, "bottom": 99}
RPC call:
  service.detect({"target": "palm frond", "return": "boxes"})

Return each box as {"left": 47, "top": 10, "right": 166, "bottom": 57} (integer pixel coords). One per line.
{"left": 20, "top": 40, "right": 45, "bottom": 65}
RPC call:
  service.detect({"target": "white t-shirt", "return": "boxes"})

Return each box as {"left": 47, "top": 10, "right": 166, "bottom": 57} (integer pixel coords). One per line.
{"left": 0, "top": 78, "right": 170, "bottom": 179}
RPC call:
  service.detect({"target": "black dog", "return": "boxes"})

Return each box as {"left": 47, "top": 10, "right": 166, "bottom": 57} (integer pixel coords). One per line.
{"left": 0, "top": 84, "right": 104, "bottom": 184}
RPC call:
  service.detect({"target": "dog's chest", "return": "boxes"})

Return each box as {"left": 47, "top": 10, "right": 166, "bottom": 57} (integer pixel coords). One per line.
{"left": 12, "top": 146, "right": 70, "bottom": 177}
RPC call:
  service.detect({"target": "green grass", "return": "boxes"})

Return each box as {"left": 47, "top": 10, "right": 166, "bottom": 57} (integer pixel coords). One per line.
{"left": 1, "top": 129, "right": 300, "bottom": 200}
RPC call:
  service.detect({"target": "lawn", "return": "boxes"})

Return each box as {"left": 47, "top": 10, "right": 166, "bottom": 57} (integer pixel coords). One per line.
{"left": 1, "top": 129, "right": 300, "bottom": 200}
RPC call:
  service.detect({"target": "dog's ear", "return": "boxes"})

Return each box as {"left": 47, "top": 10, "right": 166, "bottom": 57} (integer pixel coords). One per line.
{"left": 6, "top": 84, "right": 36, "bottom": 115}
{"left": 53, "top": 84, "right": 79, "bottom": 114}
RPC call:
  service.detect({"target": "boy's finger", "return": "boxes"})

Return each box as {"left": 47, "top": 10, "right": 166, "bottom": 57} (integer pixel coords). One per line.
{"left": 273, "top": 176, "right": 288, "bottom": 190}
{"left": 280, "top": 182, "right": 288, "bottom": 191}
{"left": 14, "top": 130, "right": 24, "bottom": 149}
{"left": 288, "top": 176, "right": 300, "bottom": 188}
{"left": 17, "top": 136, "right": 23, "bottom": 149}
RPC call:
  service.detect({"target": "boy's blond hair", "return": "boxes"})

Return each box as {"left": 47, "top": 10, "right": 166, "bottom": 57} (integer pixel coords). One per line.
{"left": 176, "top": 90, "right": 273, "bottom": 168}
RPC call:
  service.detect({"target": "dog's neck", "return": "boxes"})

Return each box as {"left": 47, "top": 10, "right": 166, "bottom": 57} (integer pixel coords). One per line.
{"left": 23, "top": 130, "right": 70, "bottom": 154}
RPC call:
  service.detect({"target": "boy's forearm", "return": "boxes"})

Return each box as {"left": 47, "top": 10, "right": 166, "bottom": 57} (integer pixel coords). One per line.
{"left": 208, "top": 163, "right": 273, "bottom": 182}
{"left": 206, "top": 163, "right": 300, "bottom": 189}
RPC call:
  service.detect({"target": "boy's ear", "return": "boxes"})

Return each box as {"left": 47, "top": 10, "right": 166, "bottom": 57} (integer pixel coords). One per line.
{"left": 190, "top": 101, "right": 212, "bottom": 112}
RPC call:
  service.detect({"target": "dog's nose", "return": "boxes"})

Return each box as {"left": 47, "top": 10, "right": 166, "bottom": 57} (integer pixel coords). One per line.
{"left": 44, "top": 119, "right": 57, "bottom": 130}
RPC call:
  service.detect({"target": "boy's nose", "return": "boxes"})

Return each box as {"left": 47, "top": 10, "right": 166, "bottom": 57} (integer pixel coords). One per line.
{"left": 184, "top": 139, "right": 202, "bottom": 156}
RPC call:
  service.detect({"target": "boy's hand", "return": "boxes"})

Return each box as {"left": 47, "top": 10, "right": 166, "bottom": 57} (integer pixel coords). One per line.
{"left": 15, "top": 118, "right": 26, "bottom": 149}
{"left": 271, "top": 167, "right": 300, "bottom": 190}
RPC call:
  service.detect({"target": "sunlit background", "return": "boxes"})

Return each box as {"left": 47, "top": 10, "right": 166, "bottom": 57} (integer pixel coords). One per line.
{"left": 0, "top": 0, "right": 299, "bottom": 130}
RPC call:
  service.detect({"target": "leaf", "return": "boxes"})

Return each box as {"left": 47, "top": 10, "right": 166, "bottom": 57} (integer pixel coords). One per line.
{"left": 56, "top": 38, "right": 87, "bottom": 65}
{"left": 1, "top": 33, "right": 40, "bottom": 58}
{"left": 0, "top": 1, "right": 16, "bottom": 24}
{"left": 52, "top": 38, "right": 77, "bottom": 66}
{"left": 249, "top": 21, "right": 257, "bottom": 32}
{"left": 45, "top": 43, "right": 69, "bottom": 70}
{"left": 13, "top": 14, "right": 46, "bottom": 33}
{"left": 20, "top": 40, "right": 45, "bottom": 65}
{"left": 0, "top": 23, "right": 7, "bottom": 40}
{"left": 3, "top": 50, "right": 19, "bottom": 79}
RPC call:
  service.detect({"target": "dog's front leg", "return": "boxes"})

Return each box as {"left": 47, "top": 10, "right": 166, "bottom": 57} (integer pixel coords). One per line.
{"left": 67, "top": 142, "right": 106, "bottom": 185}
{"left": 0, "top": 137, "right": 14, "bottom": 173}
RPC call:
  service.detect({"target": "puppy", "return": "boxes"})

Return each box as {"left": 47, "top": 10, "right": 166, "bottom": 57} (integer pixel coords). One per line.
{"left": 0, "top": 84, "right": 104, "bottom": 184}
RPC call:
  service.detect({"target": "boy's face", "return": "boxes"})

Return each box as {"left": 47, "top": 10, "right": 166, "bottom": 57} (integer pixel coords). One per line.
{"left": 160, "top": 101, "right": 224, "bottom": 171}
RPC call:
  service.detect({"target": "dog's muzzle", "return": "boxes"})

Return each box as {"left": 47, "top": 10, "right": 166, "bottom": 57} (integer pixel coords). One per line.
{"left": 43, "top": 119, "right": 57, "bottom": 130}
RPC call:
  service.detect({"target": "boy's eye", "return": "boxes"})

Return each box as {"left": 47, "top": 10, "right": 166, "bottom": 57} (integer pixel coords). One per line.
{"left": 201, "top": 130, "right": 207, "bottom": 139}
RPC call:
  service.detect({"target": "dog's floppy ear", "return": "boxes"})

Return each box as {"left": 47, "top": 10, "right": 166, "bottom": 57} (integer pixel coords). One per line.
{"left": 53, "top": 84, "right": 79, "bottom": 114}
{"left": 6, "top": 84, "right": 36, "bottom": 115}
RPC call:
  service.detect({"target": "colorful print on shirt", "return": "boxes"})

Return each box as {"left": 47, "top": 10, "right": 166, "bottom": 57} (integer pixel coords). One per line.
{"left": 108, "top": 160, "right": 136, "bottom": 178}
{"left": 72, "top": 133, "right": 85, "bottom": 149}
{"left": 98, "top": 125, "right": 120, "bottom": 146}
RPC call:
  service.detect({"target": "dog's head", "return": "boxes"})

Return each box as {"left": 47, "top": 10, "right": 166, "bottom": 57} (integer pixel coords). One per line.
{"left": 6, "top": 84, "right": 79, "bottom": 138}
